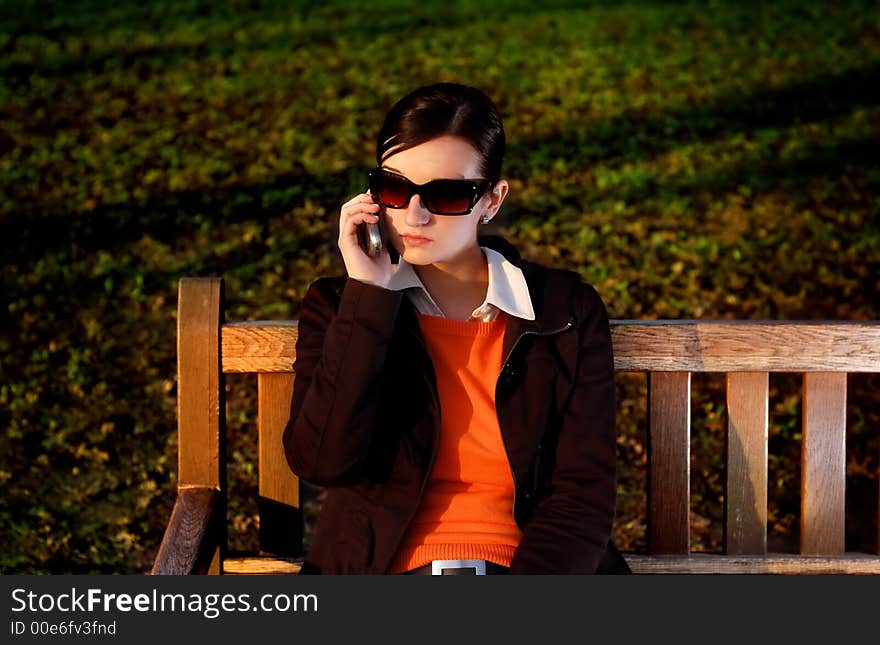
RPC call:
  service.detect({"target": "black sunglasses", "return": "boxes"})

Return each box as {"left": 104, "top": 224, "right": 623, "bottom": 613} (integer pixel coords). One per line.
{"left": 368, "top": 168, "right": 492, "bottom": 215}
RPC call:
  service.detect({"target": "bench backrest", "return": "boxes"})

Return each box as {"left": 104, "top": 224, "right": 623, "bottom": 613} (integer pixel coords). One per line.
{"left": 160, "top": 277, "right": 880, "bottom": 574}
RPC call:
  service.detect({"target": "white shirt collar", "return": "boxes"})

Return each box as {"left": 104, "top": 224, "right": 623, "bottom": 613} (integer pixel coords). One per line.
{"left": 386, "top": 246, "right": 536, "bottom": 322}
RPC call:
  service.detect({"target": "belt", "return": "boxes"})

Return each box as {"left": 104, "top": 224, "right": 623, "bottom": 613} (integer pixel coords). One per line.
{"left": 404, "top": 559, "right": 510, "bottom": 575}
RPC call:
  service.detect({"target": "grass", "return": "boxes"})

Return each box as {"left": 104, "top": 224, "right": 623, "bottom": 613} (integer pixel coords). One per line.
{"left": 1, "top": 0, "right": 878, "bottom": 572}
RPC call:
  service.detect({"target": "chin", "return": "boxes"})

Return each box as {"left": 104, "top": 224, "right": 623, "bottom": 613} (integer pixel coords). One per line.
{"left": 399, "top": 248, "right": 435, "bottom": 265}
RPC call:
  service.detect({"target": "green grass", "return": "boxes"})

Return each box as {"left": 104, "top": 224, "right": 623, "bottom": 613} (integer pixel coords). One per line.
{"left": 2, "top": 0, "right": 878, "bottom": 572}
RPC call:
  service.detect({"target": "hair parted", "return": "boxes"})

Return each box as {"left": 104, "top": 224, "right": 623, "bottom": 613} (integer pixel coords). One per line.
{"left": 376, "top": 82, "right": 506, "bottom": 183}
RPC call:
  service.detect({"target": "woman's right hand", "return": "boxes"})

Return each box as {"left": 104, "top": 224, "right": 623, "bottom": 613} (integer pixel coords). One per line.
{"left": 337, "top": 192, "right": 393, "bottom": 288}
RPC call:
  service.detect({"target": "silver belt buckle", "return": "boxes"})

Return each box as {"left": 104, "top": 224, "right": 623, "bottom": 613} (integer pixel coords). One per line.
{"left": 431, "top": 559, "right": 487, "bottom": 575}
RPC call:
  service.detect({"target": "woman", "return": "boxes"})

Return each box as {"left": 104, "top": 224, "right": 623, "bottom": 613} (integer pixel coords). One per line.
{"left": 283, "top": 82, "right": 629, "bottom": 574}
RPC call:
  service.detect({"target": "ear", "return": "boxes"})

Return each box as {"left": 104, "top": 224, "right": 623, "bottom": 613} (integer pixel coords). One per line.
{"left": 483, "top": 178, "right": 509, "bottom": 218}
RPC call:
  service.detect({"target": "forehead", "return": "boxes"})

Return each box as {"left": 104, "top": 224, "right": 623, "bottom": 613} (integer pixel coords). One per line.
{"left": 382, "top": 135, "right": 482, "bottom": 182}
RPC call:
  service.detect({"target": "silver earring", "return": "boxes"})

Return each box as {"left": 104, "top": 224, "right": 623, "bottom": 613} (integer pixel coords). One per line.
{"left": 480, "top": 215, "right": 490, "bottom": 224}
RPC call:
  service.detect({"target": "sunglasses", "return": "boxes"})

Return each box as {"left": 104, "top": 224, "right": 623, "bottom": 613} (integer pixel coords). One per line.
{"left": 368, "top": 168, "right": 492, "bottom": 215}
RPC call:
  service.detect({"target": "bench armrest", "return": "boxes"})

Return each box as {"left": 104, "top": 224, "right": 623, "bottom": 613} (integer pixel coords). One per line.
{"left": 151, "top": 487, "right": 223, "bottom": 575}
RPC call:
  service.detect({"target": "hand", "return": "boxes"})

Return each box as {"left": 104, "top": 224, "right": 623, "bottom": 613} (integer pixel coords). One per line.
{"left": 337, "top": 192, "right": 392, "bottom": 288}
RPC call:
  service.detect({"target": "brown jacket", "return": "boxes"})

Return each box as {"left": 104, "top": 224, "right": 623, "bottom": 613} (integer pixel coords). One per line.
{"left": 283, "top": 235, "right": 629, "bottom": 574}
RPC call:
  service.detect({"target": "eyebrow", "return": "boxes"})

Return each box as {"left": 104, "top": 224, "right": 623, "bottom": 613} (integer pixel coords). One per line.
{"left": 382, "top": 165, "right": 466, "bottom": 179}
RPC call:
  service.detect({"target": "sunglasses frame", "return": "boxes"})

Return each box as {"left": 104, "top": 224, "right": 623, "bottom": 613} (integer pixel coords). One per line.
{"left": 368, "top": 168, "right": 493, "bottom": 215}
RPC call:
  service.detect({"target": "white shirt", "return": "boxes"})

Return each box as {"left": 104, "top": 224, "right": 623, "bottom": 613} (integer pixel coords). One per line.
{"left": 385, "top": 247, "right": 536, "bottom": 322}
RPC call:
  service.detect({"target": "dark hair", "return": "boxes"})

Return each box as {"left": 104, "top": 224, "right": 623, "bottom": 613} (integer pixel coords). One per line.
{"left": 376, "top": 82, "right": 506, "bottom": 182}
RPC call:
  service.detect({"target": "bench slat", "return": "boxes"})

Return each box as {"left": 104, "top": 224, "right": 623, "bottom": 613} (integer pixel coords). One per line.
{"left": 258, "top": 373, "right": 303, "bottom": 556}
{"left": 178, "top": 278, "right": 224, "bottom": 489}
{"left": 223, "top": 556, "right": 303, "bottom": 575}
{"left": 627, "top": 553, "right": 880, "bottom": 574}
{"left": 223, "top": 322, "right": 299, "bottom": 373}
{"left": 648, "top": 372, "right": 691, "bottom": 554}
{"left": 221, "top": 321, "right": 880, "bottom": 373}
{"left": 725, "top": 372, "right": 768, "bottom": 554}
{"left": 612, "top": 321, "right": 880, "bottom": 372}
{"left": 222, "top": 553, "right": 880, "bottom": 575}
{"left": 801, "top": 372, "right": 847, "bottom": 555}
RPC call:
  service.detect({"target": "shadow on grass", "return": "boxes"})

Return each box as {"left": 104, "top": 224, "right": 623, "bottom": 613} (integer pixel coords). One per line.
{"left": 1, "top": 163, "right": 359, "bottom": 268}
{"left": 506, "top": 61, "right": 880, "bottom": 176}
{"left": 1, "top": 0, "right": 639, "bottom": 82}
{"left": 4, "top": 61, "right": 879, "bottom": 271}
{"left": 593, "top": 137, "right": 878, "bottom": 208}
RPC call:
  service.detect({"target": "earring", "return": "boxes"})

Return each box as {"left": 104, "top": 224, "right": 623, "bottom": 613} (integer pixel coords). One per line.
{"left": 480, "top": 215, "right": 491, "bottom": 224}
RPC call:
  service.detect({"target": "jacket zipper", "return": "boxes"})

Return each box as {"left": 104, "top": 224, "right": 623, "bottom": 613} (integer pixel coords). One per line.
{"left": 386, "top": 326, "right": 441, "bottom": 571}
{"left": 388, "top": 316, "right": 574, "bottom": 568}
{"left": 495, "top": 318, "right": 575, "bottom": 526}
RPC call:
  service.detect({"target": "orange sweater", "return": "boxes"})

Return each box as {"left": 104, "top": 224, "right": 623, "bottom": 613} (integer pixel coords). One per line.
{"left": 387, "top": 312, "right": 523, "bottom": 573}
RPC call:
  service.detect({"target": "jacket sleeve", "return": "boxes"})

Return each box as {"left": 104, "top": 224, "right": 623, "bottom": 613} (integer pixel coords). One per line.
{"left": 510, "top": 283, "right": 617, "bottom": 574}
{"left": 282, "top": 277, "right": 403, "bottom": 487}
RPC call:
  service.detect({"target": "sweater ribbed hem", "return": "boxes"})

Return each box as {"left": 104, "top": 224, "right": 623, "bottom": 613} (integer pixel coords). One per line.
{"left": 389, "top": 543, "right": 517, "bottom": 574}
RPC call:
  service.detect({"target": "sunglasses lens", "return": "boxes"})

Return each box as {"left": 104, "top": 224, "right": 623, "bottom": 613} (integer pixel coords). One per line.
{"left": 375, "top": 172, "right": 410, "bottom": 208}
{"left": 423, "top": 180, "right": 474, "bottom": 214}
{"left": 369, "top": 169, "right": 485, "bottom": 214}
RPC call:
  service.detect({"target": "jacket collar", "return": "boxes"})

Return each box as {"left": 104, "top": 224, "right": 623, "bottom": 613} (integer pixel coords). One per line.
{"left": 477, "top": 234, "right": 578, "bottom": 329}
{"left": 393, "top": 235, "right": 580, "bottom": 365}
{"left": 386, "top": 243, "right": 536, "bottom": 322}
{"left": 476, "top": 235, "right": 580, "bottom": 363}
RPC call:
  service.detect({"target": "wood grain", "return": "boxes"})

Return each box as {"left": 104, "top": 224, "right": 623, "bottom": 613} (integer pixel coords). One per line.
{"left": 151, "top": 487, "right": 222, "bottom": 575}
{"left": 648, "top": 372, "right": 691, "bottom": 554}
{"left": 626, "top": 552, "right": 880, "bottom": 574}
{"left": 611, "top": 321, "right": 880, "bottom": 372}
{"left": 220, "top": 320, "right": 880, "bottom": 373}
{"left": 222, "top": 321, "right": 299, "bottom": 373}
{"left": 223, "top": 556, "right": 304, "bottom": 575}
{"left": 223, "top": 553, "right": 880, "bottom": 575}
{"left": 725, "top": 372, "right": 768, "bottom": 555}
{"left": 177, "top": 278, "right": 224, "bottom": 488}
{"left": 801, "top": 372, "right": 847, "bottom": 555}
{"left": 258, "top": 372, "right": 302, "bottom": 556}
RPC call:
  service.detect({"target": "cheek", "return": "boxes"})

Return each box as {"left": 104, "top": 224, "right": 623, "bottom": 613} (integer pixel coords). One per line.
{"left": 382, "top": 211, "right": 407, "bottom": 253}
{"left": 383, "top": 210, "right": 404, "bottom": 233}
{"left": 439, "top": 219, "right": 472, "bottom": 239}
{"left": 461, "top": 215, "right": 482, "bottom": 237}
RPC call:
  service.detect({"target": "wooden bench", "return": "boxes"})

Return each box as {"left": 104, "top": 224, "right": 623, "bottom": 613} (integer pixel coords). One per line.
{"left": 152, "top": 277, "right": 880, "bottom": 575}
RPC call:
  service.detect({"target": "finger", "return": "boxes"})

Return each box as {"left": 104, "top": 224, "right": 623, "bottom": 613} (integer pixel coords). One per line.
{"left": 345, "top": 209, "right": 379, "bottom": 226}
{"left": 342, "top": 191, "right": 372, "bottom": 207}
{"left": 342, "top": 204, "right": 380, "bottom": 223}
{"left": 340, "top": 211, "right": 380, "bottom": 240}
{"left": 339, "top": 204, "right": 378, "bottom": 228}
{"left": 346, "top": 210, "right": 380, "bottom": 229}
{"left": 342, "top": 195, "right": 379, "bottom": 211}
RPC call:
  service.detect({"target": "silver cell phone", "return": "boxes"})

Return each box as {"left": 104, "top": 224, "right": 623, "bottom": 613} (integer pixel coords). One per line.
{"left": 359, "top": 221, "right": 383, "bottom": 257}
{"left": 358, "top": 193, "right": 384, "bottom": 257}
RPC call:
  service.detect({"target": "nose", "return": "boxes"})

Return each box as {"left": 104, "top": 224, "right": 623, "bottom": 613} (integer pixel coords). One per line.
{"left": 403, "top": 193, "right": 432, "bottom": 227}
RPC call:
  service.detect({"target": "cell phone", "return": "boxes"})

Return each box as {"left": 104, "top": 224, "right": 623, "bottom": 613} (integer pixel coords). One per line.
{"left": 358, "top": 193, "right": 385, "bottom": 257}
{"left": 358, "top": 220, "right": 383, "bottom": 257}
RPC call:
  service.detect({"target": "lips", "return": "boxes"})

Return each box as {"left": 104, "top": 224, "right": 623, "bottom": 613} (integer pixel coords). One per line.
{"left": 401, "top": 234, "right": 432, "bottom": 244}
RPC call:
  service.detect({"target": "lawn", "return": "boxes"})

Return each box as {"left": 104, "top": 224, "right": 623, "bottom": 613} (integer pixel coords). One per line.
{"left": 1, "top": 0, "right": 878, "bottom": 573}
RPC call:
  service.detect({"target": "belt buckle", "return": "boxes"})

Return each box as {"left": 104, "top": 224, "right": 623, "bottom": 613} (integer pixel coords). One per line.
{"left": 430, "top": 559, "right": 487, "bottom": 575}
